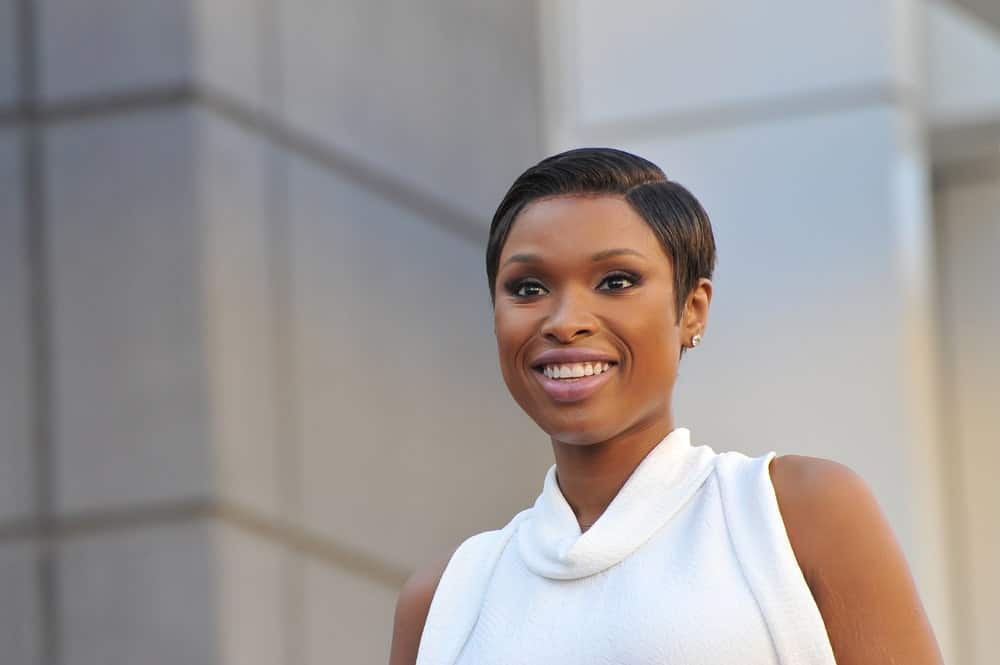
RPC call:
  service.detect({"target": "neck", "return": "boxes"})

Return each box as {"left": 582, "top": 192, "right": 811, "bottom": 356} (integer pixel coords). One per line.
{"left": 551, "top": 411, "right": 675, "bottom": 533}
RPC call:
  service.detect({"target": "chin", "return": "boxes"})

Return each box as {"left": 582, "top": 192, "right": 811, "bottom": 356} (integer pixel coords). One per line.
{"left": 533, "top": 410, "right": 624, "bottom": 446}
{"left": 546, "top": 430, "right": 609, "bottom": 446}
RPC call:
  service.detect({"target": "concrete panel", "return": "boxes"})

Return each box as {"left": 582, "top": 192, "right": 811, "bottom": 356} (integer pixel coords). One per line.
{"left": 626, "top": 106, "right": 919, "bottom": 541}
{"left": 0, "top": 543, "right": 41, "bottom": 665}
{"left": 956, "top": 0, "right": 1000, "bottom": 31}
{"left": 928, "top": 1, "right": 1000, "bottom": 127}
{"left": 59, "top": 521, "right": 215, "bottom": 665}
{"left": 44, "top": 108, "right": 212, "bottom": 514}
{"left": 545, "top": 0, "right": 916, "bottom": 131}
{"left": 287, "top": 152, "right": 550, "bottom": 572}
{"left": 196, "top": 111, "right": 281, "bottom": 519}
{"left": 214, "top": 523, "right": 287, "bottom": 665}
{"left": 302, "top": 558, "right": 397, "bottom": 665}
{"left": 937, "top": 172, "right": 1000, "bottom": 665}
{"left": 0, "top": 0, "right": 16, "bottom": 107}
{"left": 38, "top": 0, "right": 192, "bottom": 102}
{"left": 277, "top": 0, "right": 541, "bottom": 220}
{"left": 192, "top": 0, "right": 266, "bottom": 110}
{"left": 0, "top": 130, "right": 33, "bottom": 522}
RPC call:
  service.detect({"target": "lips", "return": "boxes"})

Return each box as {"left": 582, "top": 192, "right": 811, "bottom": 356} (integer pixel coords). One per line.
{"left": 529, "top": 348, "right": 619, "bottom": 403}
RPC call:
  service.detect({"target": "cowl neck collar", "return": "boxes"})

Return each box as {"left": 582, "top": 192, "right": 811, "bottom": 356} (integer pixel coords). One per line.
{"left": 516, "top": 427, "right": 718, "bottom": 580}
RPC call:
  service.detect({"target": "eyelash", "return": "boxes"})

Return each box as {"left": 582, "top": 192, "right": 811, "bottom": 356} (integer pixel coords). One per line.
{"left": 505, "top": 271, "right": 642, "bottom": 298}
{"left": 598, "top": 271, "right": 641, "bottom": 291}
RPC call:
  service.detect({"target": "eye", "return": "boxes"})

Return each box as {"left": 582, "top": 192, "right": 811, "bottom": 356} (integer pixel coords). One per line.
{"left": 597, "top": 272, "right": 640, "bottom": 291}
{"left": 507, "top": 279, "right": 548, "bottom": 298}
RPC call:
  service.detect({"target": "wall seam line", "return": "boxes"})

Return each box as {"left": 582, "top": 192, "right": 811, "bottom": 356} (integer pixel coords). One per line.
{"left": 0, "top": 497, "right": 409, "bottom": 590}
{"left": 257, "top": 0, "right": 308, "bottom": 661}
{"left": 0, "top": 80, "right": 934, "bottom": 254}
{"left": 16, "top": 0, "right": 60, "bottom": 661}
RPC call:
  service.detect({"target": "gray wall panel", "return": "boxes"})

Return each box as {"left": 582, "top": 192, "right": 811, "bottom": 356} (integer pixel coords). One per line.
{"left": 59, "top": 521, "right": 216, "bottom": 665}
{"left": 277, "top": 0, "right": 542, "bottom": 221}
{"left": 287, "top": 149, "right": 550, "bottom": 572}
{"left": 0, "top": 130, "right": 33, "bottom": 522}
{"left": 192, "top": 0, "right": 266, "bottom": 110}
{"left": 0, "top": 543, "right": 41, "bottom": 665}
{"left": 301, "top": 555, "right": 396, "bottom": 665}
{"left": 44, "top": 108, "right": 212, "bottom": 514}
{"left": 195, "top": 110, "right": 283, "bottom": 520}
{"left": 937, "top": 169, "right": 1000, "bottom": 665}
{"left": 0, "top": 0, "right": 16, "bottom": 106}
{"left": 214, "top": 523, "right": 288, "bottom": 665}
{"left": 38, "top": 0, "right": 192, "bottom": 101}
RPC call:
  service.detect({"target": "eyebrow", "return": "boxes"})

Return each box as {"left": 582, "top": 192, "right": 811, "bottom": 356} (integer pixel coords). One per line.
{"left": 590, "top": 247, "right": 647, "bottom": 262}
{"left": 501, "top": 247, "right": 647, "bottom": 268}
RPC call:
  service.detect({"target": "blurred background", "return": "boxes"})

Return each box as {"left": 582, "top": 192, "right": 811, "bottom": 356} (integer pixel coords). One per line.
{"left": 0, "top": 0, "right": 997, "bottom": 663}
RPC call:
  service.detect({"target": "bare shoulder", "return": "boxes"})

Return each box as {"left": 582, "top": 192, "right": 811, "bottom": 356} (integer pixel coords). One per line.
{"left": 388, "top": 549, "right": 455, "bottom": 665}
{"left": 768, "top": 455, "right": 871, "bottom": 565}
{"left": 768, "top": 454, "right": 943, "bottom": 665}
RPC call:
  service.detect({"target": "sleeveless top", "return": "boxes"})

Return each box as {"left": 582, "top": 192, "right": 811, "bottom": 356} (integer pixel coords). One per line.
{"left": 416, "top": 428, "right": 838, "bottom": 665}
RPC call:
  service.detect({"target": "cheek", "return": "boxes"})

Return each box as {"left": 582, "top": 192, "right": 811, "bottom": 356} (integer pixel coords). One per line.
{"left": 628, "top": 308, "right": 681, "bottom": 376}
{"left": 493, "top": 308, "right": 534, "bottom": 374}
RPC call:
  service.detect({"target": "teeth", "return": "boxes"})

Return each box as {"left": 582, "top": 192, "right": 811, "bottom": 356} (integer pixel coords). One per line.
{"left": 542, "top": 362, "right": 614, "bottom": 379}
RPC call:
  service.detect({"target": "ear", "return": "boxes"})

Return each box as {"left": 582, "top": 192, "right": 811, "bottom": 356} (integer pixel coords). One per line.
{"left": 681, "top": 278, "right": 713, "bottom": 347}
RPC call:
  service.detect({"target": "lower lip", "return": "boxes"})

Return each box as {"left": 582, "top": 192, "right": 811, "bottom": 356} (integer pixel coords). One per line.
{"left": 532, "top": 366, "right": 617, "bottom": 403}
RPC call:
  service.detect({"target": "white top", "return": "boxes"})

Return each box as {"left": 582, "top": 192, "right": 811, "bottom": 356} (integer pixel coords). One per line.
{"left": 417, "top": 428, "right": 838, "bottom": 665}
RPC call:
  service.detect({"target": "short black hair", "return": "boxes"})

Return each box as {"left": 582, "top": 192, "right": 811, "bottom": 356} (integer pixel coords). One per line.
{"left": 486, "top": 147, "right": 716, "bottom": 324}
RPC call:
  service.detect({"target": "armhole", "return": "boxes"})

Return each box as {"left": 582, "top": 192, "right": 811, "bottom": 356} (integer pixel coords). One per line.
{"left": 715, "top": 452, "right": 838, "bottom": 665}
{"left": 415, "top": 510, "right": 529, "bottom": 665}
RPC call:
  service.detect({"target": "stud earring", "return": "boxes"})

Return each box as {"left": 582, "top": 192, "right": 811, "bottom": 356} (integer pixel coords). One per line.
{"left": 691, "top": 334, "right": 702, "bottom": 348}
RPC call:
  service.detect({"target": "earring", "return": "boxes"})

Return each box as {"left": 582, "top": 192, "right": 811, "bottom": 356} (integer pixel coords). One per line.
{"left": 691, "top": 334, "right": 702, "bottom": 348}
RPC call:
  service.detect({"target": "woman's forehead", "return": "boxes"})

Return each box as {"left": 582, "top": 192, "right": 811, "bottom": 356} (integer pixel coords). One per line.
{"left": 500, "top": 195, "right": 666, "bottom": 262}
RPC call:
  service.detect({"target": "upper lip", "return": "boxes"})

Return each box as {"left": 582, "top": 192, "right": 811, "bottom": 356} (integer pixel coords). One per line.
{"left": 530, "top": 347, "right": 619, "bottom": 368}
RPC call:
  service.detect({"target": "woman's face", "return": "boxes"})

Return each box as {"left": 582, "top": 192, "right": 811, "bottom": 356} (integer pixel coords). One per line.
{"left": 494, "top": 195, "right": 710, "bottom": 446}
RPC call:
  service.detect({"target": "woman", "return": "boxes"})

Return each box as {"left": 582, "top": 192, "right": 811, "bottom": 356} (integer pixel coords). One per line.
{"left": 389, "top": 148, "right": 943, "bottom": 664}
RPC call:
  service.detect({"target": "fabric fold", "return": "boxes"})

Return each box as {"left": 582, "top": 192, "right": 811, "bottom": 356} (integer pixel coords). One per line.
{"left": 417, "top": 428, "right": 839, "bottom": 665}
{"left": 516, "top": 427, "right": 718, "bottom": 579}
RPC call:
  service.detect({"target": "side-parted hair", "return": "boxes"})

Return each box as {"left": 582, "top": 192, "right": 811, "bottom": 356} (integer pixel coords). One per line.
{"left": 486, "top": 147, "right": 716, "bottom": 324}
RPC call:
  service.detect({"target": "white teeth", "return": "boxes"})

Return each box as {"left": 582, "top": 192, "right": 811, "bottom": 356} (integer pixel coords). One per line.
{"left": 542, "top": 362, "right": 614, "bottom": 379}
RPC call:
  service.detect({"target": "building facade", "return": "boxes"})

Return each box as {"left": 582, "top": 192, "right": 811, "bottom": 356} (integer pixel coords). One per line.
{"left": 0, "top": 1, "right": 997, "bottom": 664}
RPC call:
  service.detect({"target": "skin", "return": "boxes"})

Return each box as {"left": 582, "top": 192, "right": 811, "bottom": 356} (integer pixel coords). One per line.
{"left": 390, "top": 195, "right": 943, "bottom": 665}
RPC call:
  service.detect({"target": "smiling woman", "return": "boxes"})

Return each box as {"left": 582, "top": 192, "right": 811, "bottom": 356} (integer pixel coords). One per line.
{"left": 492, "top": 194, "right": 704, "bottom": 448}
{"left": 389, "top": 148, "right": 943, "bottom": 665}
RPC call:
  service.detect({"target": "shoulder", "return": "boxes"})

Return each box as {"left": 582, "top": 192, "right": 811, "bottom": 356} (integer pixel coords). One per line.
{"left": 767, "top": 454, "right": 943, "bottom": 664}
{"left": 388, "top": 550, "right": 454, "bottom": 665}
{"left": 767, "top": 454, "right": 882, "bottom": 581}
{"left": 387, "top": 513, "right": 530, "bottom": 664}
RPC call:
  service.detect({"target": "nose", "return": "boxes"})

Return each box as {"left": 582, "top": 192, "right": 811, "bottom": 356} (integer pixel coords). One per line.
{"left": 539, "top": 287, "right": 597, "bottom": 344}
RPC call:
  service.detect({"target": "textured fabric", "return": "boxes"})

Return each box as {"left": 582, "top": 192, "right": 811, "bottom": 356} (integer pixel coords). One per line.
{"left": 416, "top": 428, "right": 837, "bottom": 665}
{"left": 517, "top": 428, "right": 718, "bottom": 580}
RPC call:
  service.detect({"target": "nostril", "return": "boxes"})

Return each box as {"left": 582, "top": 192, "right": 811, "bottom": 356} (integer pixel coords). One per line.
{"left": 543, "top": 327, "right": 594, "bottom": 344}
